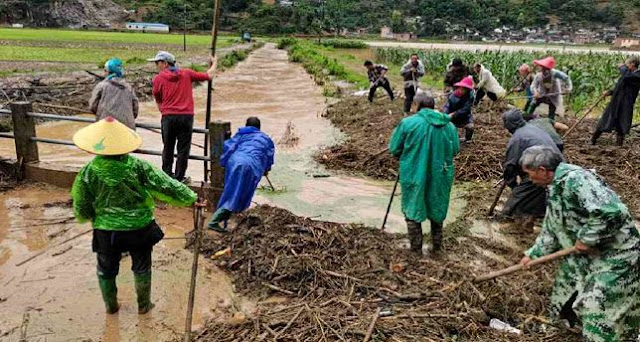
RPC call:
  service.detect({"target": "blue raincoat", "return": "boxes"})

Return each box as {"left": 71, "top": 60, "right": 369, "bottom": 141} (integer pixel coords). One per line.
{"left": 217, "top": 126, "right": 275, "bottom": 212}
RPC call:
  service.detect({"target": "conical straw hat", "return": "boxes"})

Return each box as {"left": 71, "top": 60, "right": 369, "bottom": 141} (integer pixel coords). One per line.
{"left": 73, "top": 116, "right": 142, "bottom": 155}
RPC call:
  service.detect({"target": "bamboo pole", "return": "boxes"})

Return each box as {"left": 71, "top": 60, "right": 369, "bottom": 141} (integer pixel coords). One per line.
{"left": 184, "top": 185, "right": 206, "bottom": 342}
{"left": 562, "top": 94, "right": 607, "bottom": 140}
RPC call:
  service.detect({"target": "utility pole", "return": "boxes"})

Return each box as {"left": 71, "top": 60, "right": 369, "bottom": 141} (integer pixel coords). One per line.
{"left": 183, "top": 0, "right": 187, "bottom": 52}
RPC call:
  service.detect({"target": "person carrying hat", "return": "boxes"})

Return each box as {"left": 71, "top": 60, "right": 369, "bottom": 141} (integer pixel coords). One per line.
{"left": 148, "top": 51, "right": 217, "bottom": 182}
{"left": 527, "top": 56, "right": 573, "bottom": 122}
{"left": 207, "top": 117, "right": 275, "bottom": 233}
{"left": 511, "top": 63, "right": 535, "bottom": 113}
{"left": 89, "top": 58, "right": 139, "bottom": 130}
{"left": 71, "top": 117, "right": 196, "bottom": 315}
{"left": 442, "top": 76, "right": 475, "bottom": 143}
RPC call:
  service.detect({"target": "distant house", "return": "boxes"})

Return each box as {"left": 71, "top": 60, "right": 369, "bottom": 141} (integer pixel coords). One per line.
{"left": 574, "top": 32, "right": 594, "bottom": 45}
{"left": 11, "top": 24, "right": 24, "bottom": 28}
{"left": 614, "top": 37, "right": 640, "bottom": 48}
{"left": 394, "top": 32, "right": 417, "bottom": 41}
{"left": 126, "top": 22, "right": 169, "bottom": 33}
{"left": 380, "top": 26, "right": 416, "bottom": 41}
{"left": 381, "top": 26, "right": 394, "bottom": 39}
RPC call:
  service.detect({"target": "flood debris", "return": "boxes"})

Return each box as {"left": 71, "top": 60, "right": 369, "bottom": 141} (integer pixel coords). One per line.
{"left": 186, "top": 205, "right": 581, "bottom": 341}
{"left": 278, "top": 120, "right": 300, "bottom": 148}
{"left": 316, "top": 96, "right": 640, "bottom": 215}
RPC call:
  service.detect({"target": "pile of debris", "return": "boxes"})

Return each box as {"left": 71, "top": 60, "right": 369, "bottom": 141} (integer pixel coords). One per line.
{"left": 317, "top": 97, "right": 640, "bottom": 215}
{"left": 0, "top": 70, "right": 154, "bottom": 116}
{"left": 187, "top": 205, "right": 581, "bottom": 341}
{"left": 0, "top": 160, "right": 17, "bottom": 192}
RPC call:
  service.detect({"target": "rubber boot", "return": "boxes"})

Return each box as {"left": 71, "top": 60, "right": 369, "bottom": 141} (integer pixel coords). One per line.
{"left": 207, "top": 208, "right": 232, "bottom": 233}
{"left": 590, "top": 130, "right": 602, "bottom": 146}
{"left": 98, "top": 275, "right": 120, "bottom": 314}
{"left": 406, "top": 220, "right": 423, "bottom": 255}
{"left": 134, "top": 272, "right": 154, "bottom": 315}
{"left": 430, "top": 221, "right": 443, "bottom": 253}
{"left": 616, "top": 134, "right": 624, "bottom": 147}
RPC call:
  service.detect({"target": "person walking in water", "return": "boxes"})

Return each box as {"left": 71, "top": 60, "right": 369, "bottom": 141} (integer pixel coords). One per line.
{"left": 71, "top": 117, "right": 196, "bottom": 315}
{"left": 207, "top": 117, "right": 275, "bottom": 233}
{"left": 149, "top": 51, "right": 217, "bottom": 182}
{"left": 89, "top": 58, "right": 139, "bottom": 130}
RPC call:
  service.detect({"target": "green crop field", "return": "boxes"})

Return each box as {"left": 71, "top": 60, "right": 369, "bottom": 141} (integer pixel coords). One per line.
{"left": 0, "top": 28, "right": 237, "bottom": 66}
{"left": 0, "top": 28, "right": 234, "bottom": 46}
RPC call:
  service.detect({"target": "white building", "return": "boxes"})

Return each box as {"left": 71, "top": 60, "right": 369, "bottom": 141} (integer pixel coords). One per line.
{"left": 126, "top": 23, "right": 170, "bottom": 33}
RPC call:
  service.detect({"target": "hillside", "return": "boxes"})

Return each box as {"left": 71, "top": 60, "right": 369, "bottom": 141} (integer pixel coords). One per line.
{"left": 0, "top": 0, "right": 127, "bottom": 28}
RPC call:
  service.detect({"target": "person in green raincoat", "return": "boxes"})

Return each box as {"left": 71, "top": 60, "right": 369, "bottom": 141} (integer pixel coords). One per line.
{"left": 71, "top": 117, "right": 196, "bottom": 315}
{"left": 519, "top": 146, "right": 640, "bottom": 342}
{"left": 389, "top": 91, "right": 461, "bottom": 254}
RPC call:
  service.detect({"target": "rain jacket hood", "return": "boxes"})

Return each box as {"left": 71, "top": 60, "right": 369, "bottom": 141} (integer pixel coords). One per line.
{"left": 71, "top": 155, "right": 196, "bottom": 230}
{"left": 389, "top": 108, "right": 461, "bottom": 223}
{"left": 503, "top": 109, "right": 526, "bottom": 134}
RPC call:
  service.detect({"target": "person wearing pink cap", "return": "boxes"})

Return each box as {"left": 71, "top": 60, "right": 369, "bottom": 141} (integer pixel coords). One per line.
{"left": 511, "top": 63, "right": 535, "bottom": 113}
{"left": 442, "top": 76, "right": 475, "bottom": 143}
{"left": 527, "top": 56, "right": 572, "bottom": 121}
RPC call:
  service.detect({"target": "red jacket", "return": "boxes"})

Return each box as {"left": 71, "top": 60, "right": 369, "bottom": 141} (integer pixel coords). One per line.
{"left": 152, "top": 68, "right": 210, "bottom": 116}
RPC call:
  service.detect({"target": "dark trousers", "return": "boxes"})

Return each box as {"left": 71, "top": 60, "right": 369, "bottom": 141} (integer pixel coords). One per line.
{"left": 369, "top": 80, "right": 394, "bottom": 103}
{"left": 404, "top": 86, "right": 416, "bottom": 113}
{"left": 97, "top": 248, "right": 152, "bottom": 278}
{"left": 473, "top": 89, "right": 498, "bottom": 106}
{"left": 161, "top": 115, "right": 194, "bottom": 181}
{"left": 528, "top": 97, "right": 557, "bottom": 121}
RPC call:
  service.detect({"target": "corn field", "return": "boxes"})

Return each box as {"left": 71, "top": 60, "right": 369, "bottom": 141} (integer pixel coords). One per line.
{"left": 375, "top": 48, "right": 637, "bottom": 114}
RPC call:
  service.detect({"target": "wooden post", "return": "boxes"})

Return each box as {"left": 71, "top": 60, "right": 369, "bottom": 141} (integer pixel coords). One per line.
{"left": 10, "top": 102, "right": 38, "bottom": 163}
{"left": 208, "top": 121, "right": 230, "bottom": 207}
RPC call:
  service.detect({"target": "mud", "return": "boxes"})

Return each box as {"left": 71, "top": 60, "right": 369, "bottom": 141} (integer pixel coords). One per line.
{"left": 0, "top": 183, "right": 254, "bottom": 342}
{"left": 318, "top": 96, "right": 640, "bottom": 216}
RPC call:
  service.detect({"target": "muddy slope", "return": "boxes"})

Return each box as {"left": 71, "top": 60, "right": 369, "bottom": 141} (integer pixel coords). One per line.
{"left": 188, "top": 205, "right": 580, "bottom": 342}
{"left": 317, "top": 97, "right": 640, "bottom": 215}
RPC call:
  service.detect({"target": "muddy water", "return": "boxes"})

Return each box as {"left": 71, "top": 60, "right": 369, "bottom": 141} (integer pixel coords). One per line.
{"left": 0, "top": 184, "right": 253, "bottom": 342}
{"left": 0, "top": 43, "right": 464, "bottom": 233}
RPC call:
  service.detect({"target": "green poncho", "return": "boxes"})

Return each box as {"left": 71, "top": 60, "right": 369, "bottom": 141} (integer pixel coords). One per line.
{"left": 389, "top": 108, "right": 460, "bottom": 223}
{"left": 71, "top": 155, "right": 196, "bottom": 231}
{"left": 526, "top": 163, "right": 640, "bottom": 342}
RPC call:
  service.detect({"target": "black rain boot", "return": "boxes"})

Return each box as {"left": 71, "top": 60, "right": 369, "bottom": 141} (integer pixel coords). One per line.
{"left": 98, "top": 275, "right": 120, "bottom": 314}
{"left": 134, "top": 272, "right": 154, "bottom": 315}
{"left": 406, "top": 220, "right": 423, "bottom": 255}
{"left": 590, "top": 131, "right": 602, "bottom": 146}
{"left": 430, "top": 221, "right": 443, "bottom": 253}
{"left": 464, "top": 127, "right": 474, "bottom": 143}
{"left": 616, "top": 134, "right": 624, "bottom": 147}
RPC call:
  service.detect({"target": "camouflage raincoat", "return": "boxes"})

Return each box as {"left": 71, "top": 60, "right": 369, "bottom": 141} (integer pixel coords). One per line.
{"left": 525, "top": 163, "right": 640, "bottom": 342}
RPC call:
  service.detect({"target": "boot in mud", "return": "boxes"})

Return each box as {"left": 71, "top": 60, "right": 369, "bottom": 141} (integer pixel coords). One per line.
{"left": 616, "top": 134, "right": 624, "bottom": 147}
{"left": 135, "top": 272, "right": 154, "bottom": 314}
{"left": 98, "top": 275, "right": 120, "bottom": 314}
{"left": 590, "top": 130, "right": 602, "bottom": 146}
{"left": 430, "top": 221, "right": 443, "bottom": 253}
{"left": 406, "top": 220, "right": 423, "bottom": 255}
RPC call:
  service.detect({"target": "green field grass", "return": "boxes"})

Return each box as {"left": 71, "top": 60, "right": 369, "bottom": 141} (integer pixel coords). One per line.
{"left": 0, "top": 28, "right": 234, "bottom": 46}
